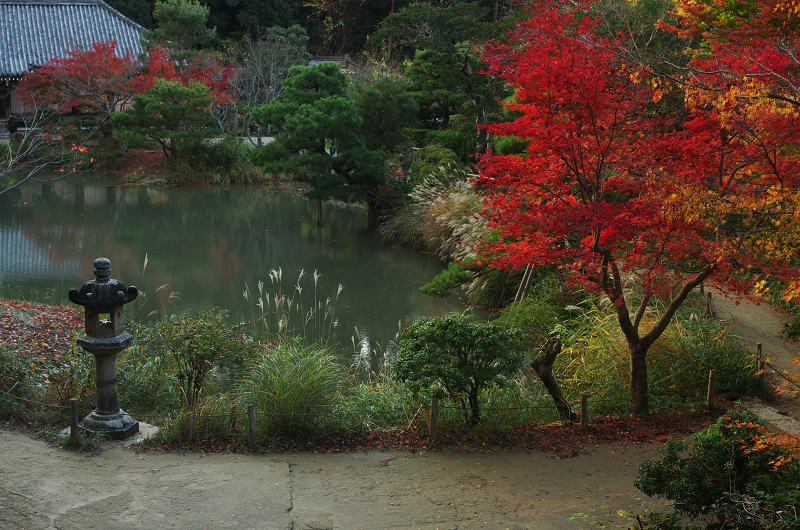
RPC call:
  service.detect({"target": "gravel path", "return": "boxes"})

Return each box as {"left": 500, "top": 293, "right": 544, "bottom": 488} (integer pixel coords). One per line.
{"left": 0, "top": 427, "right": 666, "bottom": 529}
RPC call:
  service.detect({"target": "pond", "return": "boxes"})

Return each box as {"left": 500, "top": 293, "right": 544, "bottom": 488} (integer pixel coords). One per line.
{"left": 0, "top": 176, "right": 469, "bottom": 367}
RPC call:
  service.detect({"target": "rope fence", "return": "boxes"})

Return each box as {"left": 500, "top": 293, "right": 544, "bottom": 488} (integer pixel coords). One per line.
{"left": 3, "top": 341, "right": 795, "bottom": 448}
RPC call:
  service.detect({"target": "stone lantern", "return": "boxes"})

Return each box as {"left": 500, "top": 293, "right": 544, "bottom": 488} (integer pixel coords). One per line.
{"left": 69, "top": 257, "right": 139, "bottom": 439}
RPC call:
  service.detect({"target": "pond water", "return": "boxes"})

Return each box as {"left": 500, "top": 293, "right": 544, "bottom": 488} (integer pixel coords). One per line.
{"left": 0, "top": 176, "right": 468, "bottom": 366}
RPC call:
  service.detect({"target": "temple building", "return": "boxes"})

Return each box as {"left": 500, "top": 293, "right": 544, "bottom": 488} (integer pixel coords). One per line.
{"left": 0, "top": 0, "right": 144, "bottom": 120}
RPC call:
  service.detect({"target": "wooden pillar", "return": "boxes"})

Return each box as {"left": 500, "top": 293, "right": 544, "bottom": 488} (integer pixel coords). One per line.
{"left": 248, "top": 403, "right": 257, "bottom": 448}
{"left": 580, "top": 393, "right": 588, "bottom": 430}
{"left": 706, "top": 369, "right": 716, "bottom": 411}
{"left": 428, "top": 397, "right": 439, "bottom": 444}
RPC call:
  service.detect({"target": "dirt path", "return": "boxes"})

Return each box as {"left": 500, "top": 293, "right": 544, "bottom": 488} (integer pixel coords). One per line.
{"left": 0, "top": 427, "right": 667, "bottom": 530}
{"left": 708, "top": 286, "right": 800, "bottom": 423}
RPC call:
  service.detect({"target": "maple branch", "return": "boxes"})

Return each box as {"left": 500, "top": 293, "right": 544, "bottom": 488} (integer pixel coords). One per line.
{"left": 742, "top": 52, "right": 800, "bottom": 102}
{"left": 641, "top": 264, "right": 715, "bottom": 347}
{"left": 594, "top": 244, "right": 638, "bottom": 343}
{"left": 633, "top": 291, "right": 652, "bottom": 333}
{"left": 1, "top": 107, "right": 99, "bottom": 195}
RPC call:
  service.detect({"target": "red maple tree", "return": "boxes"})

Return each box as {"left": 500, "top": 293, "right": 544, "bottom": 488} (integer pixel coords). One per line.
{"left": 17, "top": 41, "right": 138, "bottom": 120}
{"left": 477, "top": 0, "right": 800, "bottom": 415}
{"left": 662, "top": 0, "right": 800, "bottom": 111}
{"left": 132, "top": 45, "right": 235, "bottom": 107}
{"left": 19, "top": 43, "right": 234, "bottom": 121}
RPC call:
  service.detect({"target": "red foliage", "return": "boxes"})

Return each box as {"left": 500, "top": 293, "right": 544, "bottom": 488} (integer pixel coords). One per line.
{"left": 479, "top": 0, "right": 800, "bottom": 309}
{"left": 132, "top": 46, "right": 235, "bottom": 106}
{"left": 0, "top": 299, "right": 82, "bottom": 366}
{"left": 477, "top": 0, "right": 800, "bottom": 414}
{"left": 664, "top": 0, "right": 800, "bottom": 111}
{"left": 17, "top": 42, "right": 235, "bottom": 117}
{"left": 17, "top": 41, "right": 137, "bottom": 116}
{"left": 478, "top": 1, "right": 705, "bottom": 299}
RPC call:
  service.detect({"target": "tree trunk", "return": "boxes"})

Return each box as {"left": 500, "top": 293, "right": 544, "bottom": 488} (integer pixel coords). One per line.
{"left": 468, "top": 385, "right": 480, "bottom": 427}
{"left": 531, "top": 338, "right": 577, "bottom": 421}
{"left": 628, "top": 341, "right": 649, "bottom": 416}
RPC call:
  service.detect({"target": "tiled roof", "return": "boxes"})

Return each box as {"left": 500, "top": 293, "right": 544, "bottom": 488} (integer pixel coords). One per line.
{"left": 0, "top": 0, "right": 145, "bottom": 80}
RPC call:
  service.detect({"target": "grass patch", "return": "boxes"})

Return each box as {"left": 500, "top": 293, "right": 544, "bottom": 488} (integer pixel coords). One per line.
{"left": 238, "top": 340, "right": 343, "bottom": 438}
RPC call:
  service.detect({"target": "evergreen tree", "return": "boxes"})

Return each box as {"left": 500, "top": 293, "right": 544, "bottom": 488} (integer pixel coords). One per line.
{"left": 250, "top": 63, "right": 388, "bottom": 209}
{"left": 351, "top": 76, "right": 419, "bottom": 152}
{"left": 111, "top": 78, "right": 219, "bottom": 158}
{"left": 145, "top": 0, "right": 216, "bottom": 60}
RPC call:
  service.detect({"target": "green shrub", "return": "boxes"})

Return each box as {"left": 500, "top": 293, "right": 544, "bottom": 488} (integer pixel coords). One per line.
{"left": 416, "top": 128, "right": 472, "bottom": 164}
{"left": 142, "top": 309, "right": 254, "bottom": 410}
{"left": 334, "top": 373, "right": 409, "bottom": 430}
{"left": 238, "top": 340, "right": 342, "bottom": 438}
{"left": 492, "top": 134, "right": 527, "bottom": 155}
{"left": 116, "top": 343, "right": 181, "bottom": 415}
{"left": 407, "top": 145, "right": 465, "bottom": 187}
{"left": 635, "top": 411, "right": 800, "bottom": 528}
{"left": 391, "top": 312, "right": 525, "bottom": 427}
{"left": 176, "top": 137, "right": 265, "bottom": 185}
{"left": 158, "top": 394, "right": 239, "bottom": 444}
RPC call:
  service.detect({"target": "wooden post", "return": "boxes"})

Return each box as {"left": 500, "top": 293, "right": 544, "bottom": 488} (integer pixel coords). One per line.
{"left": 428, "top": 397, "right": 439, "bottom": 444}
{"left": 580, "top": 393, "right": 588, "bottom": 430}
{"left": 706, "top": 370, "right": 716, "bottom": 411}
{"left": 699, "top": 280, "right": 704, "bottom": 295}
{"left": 757, "top": 342, "right": 765, "bottom": 387}
{"left": 706, "top": 292, "right": 713, "bottom": 316}
{"left": 70, "top": 398, "right": 79, "bottom": 446}
{"left": 247, "top": 404, "right": 257, "bottom": 448}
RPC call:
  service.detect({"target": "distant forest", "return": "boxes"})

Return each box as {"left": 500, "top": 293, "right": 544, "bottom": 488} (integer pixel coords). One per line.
{"left": 107, "top": 0, "right": 513, "bottom": 54}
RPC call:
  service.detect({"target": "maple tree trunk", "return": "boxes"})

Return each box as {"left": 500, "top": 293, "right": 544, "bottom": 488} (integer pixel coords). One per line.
{"left": 628, "top": 341, "right": 649, "bottom": 416}
{"left": 531, "top": 338, "right": 576, "bottom": 421}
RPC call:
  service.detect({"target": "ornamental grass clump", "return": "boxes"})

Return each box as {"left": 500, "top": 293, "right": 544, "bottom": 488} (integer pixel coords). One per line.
{"left": 238, "top": 340, "right": 343, "bottom": 438}
{"left": 555, "top": 292, "right": 759, "bottom": 414}
{"left": 242, "top": 268, "right": 343, "bottom": 346}
{"left": 158, "top": 394, "right": 239, "bottom": 444}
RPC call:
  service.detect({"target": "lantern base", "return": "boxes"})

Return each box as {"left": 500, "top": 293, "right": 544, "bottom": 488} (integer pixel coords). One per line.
{"left": 80, "top": 410, "right": 139, "bottom": 440}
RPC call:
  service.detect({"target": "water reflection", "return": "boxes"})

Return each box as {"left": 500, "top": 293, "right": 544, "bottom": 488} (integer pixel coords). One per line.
{"left": 0, "top": 177, "right": 467, "bottom": 366}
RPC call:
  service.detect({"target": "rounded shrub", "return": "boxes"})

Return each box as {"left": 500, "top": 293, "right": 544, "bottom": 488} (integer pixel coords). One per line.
{"left": 391, "top": 312, "right": 525, "bottom": 427}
